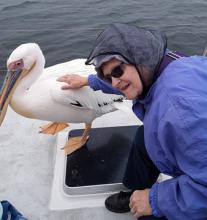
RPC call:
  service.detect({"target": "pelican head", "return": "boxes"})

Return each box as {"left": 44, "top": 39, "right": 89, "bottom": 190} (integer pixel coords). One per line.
{"left": 0, "top": 43, "right": 44, "bottom": 125}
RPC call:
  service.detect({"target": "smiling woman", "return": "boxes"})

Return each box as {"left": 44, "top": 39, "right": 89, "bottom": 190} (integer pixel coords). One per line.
{"left": 58, "top": 22, "right": 207, "bottom": 220}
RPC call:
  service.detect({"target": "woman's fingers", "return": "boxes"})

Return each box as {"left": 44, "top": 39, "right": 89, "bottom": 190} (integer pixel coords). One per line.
{"left": 57, "top": 74, "right": 71, "bottom": 82}
{"left": 57, "top": 74, "right": 88, "bottom": 89}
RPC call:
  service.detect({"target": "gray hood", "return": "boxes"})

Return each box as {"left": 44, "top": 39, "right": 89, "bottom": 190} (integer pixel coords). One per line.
{"left": 86, "top": 23, "right": 167, "bottom": 97}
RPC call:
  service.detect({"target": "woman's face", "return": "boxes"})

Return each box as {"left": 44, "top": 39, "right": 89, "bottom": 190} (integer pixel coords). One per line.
{"left": 101, "top": 59, "right": 143, "bottom": 100}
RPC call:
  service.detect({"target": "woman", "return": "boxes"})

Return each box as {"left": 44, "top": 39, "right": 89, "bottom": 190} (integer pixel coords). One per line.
{"left": 57, "top": 23, "right": 207, "bottom": 220}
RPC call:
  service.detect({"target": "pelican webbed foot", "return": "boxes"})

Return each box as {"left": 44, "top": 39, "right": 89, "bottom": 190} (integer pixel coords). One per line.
{"left": 39, "top": 122, "right": 69, "bottom": 135}
{"left": 63, "top": 123, "right": 91, "bottom": 155}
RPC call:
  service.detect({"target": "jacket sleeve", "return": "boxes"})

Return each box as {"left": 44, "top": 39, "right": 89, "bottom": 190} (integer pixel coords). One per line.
{"left": 150, "top": 172, "right": 207, "bottom": 219}
{"left": 149, "top": 104, "right": 207, "bottom": 220}
{"left": 88, "top": 74, "right": 123, "bottom": 95}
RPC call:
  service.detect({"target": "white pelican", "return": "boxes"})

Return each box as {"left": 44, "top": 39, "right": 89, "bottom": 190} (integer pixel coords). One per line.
{"left": 0, "top": 43, "right": 126, "bottom": 155}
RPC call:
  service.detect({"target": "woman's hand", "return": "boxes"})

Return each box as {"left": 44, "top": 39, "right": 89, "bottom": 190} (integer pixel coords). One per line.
{"left": 57, "top": 74, "right": 88, "bottom": 90}
{"left": 129, "top": 189, "right": 152, "bottom": 218}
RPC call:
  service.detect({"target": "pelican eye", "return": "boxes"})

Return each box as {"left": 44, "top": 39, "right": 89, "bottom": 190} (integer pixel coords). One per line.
{"left": 16, "top": 62, "right": 21, "bottom": 66}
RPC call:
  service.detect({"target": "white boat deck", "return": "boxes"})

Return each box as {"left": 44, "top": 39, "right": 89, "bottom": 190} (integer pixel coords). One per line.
{"left": 0, "top": 105, "right": 141, "bottom": 220}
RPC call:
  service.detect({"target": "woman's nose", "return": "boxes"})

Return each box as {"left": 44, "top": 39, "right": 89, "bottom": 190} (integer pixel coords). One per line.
{"left": 111, "top": 77, "right": 121, "bottom": 88}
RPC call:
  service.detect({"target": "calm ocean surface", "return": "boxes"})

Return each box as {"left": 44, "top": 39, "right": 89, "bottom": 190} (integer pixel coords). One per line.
{"left": 0, "top": 0, "right": 207, "bottom": 85}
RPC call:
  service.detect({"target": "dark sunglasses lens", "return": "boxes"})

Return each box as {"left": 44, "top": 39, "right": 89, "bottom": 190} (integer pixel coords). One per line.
{"left": 100, "top": 63, "right": 124, "bottom": 84}
{"left": 111, "top": 65, "right": 124, "bottom": 78}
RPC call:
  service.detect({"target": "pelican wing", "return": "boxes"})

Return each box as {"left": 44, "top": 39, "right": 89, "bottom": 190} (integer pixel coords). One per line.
{"left": 51, "top": 85, "right": 124, "bottom": 115}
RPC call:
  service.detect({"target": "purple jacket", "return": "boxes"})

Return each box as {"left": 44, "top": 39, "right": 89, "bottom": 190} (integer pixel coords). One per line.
{"left": 88, "top": 56, "right": 207, "bottom": 220}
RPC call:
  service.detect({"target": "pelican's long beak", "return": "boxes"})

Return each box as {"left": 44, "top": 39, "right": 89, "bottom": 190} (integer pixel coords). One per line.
{"left": 0, "top": 68, "right": 23, "bottom": 125}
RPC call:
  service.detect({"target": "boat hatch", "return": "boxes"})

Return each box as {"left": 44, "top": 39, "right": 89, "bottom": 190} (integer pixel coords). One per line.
{"left": 63, "top": 125, "right": 139, "bottom": 195}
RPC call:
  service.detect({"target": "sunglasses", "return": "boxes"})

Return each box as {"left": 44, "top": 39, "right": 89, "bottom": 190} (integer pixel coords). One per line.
{"left": 98, "top": 62, "right": 125, "bottom": 84}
